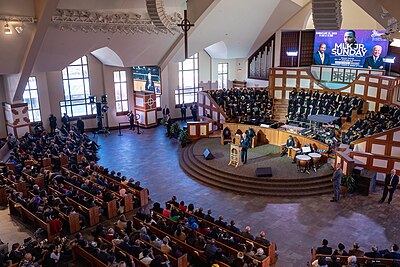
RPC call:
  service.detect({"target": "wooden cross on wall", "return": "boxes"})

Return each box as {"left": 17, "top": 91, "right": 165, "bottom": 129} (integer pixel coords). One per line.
{"left": 177, "top": 10, "right": 194, "bottom": 59}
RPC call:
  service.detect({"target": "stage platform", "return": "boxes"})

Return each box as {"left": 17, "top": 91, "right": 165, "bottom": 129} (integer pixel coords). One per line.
{"left": 179, "top": 138, "right": 334, "bottom": 197}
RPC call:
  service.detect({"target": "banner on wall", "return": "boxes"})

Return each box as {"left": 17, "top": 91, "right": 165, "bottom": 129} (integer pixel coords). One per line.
{"left": 313, "top": 30, "right": 389, "bottom": 68}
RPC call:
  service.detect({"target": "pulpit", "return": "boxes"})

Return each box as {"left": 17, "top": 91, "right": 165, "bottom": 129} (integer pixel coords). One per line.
{"left": 228, "top": 143, "right": 243, "bottom": 168}
{"left": 133, "top": 92, "right": 157, "bottom": 128}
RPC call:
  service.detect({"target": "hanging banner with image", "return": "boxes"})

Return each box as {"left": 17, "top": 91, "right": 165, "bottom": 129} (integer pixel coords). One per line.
{"left": 313, "top": 30, "right": 389, "bottom": 68}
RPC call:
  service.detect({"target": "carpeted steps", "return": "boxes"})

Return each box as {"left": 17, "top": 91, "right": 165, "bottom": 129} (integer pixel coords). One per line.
{"left": 179, "top": 143, "right": 333, "bottom": 197}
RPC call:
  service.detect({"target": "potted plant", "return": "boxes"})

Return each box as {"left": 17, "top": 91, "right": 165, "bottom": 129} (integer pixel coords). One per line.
{"left": 178, "top": 128, "right": 188, "bottom": 147}
{"left": 170, "top": 122, "right": 180, "bottom": 139}
{"left": 340, "top": 174, "right": 356, "bottom": 195}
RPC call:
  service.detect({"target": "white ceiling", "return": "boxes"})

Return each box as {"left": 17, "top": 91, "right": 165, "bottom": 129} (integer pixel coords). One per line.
{"left": 0, "top": 0, "right": 398, "bottom": 77}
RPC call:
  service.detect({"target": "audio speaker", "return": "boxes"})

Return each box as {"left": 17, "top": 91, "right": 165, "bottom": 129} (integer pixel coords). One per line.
{"left": 256, "top": 167, "right": 272, "bottom": 177}
{"left": 203, "top": 148, "right": 214, "bottom": 160}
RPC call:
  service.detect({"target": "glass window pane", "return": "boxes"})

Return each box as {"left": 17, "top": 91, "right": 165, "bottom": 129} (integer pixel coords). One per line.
{"left": 28, "top": 111, "right": 33, "bottom": 122}
{"left": 71, "top": 58, "right": 82, "bottom": 65}
{"left": 120, "top": 71, "right": 126, "bottom": 82}
{"left": 194, "top": 72, "right": 198, "bottom": 87}
{"left": 184, "top": 94, "right": 194, "bottom": 103}
{"left": 182, "top": 58, "right": 193, "bottom": 70}
{"left": 178, "top": 72, "right": 183, "bottom": 89}
{"left": 122, "top": 100, "right": 128, "bottom": 111}
{"left": 194, "top": 58, "right": 198, "bottom": 69}
{"left": 62, "top": 68, "right": 68, "bottom": 78}
{"left": 156, "top": 96, "right": 161, "bottom": 108}
{"left": 29, "top": 77, "right": 37, "bottom": 89}
{"left": 69, "top": 79, "right": 85, "bottom": 97}
{"left": 84, "top": 78, "right": 90, "bottom": 96}
{"left": 178, "top": 62, "right": 183, "bottom": 71}
{"left": 183, "top": 72, "right": 194, "bottom": 88}
{"left": 116, "top": 102, "right": 122, "bottom": 112}
{"left": 114, "top": 71, "right": 120, "bottom": 82}
{"left": 67, "top": 65, "right": 83, "bottom": 79}
{"left": 72, "top": 105, "right": 87, "bottom": 116}
{"left": 83, "top": 65, "right": 89, "bottom": 78}
{"left": 115, "top": 86, "right": 121, "bottom": 101}
{"left": 218, "top": 64, "right": 222, "bottom": 73}
{"left": 121, "top": 83, "right": 127, "bottom": 100}
{"left": 175, "top": 95, "right": 180, "bottom": 105}
{"left": 33, "top": 110, "right": 41, "bottom": 121}
{"left": 81, "top": 56, "right": 87, "bottom": 64}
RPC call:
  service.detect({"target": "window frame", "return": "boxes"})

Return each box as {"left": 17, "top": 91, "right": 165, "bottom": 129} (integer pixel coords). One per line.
{"left": 23, "top": 76, "right": 42, "bottom": 123}
{"left": 113, "top": 70, "right": 129, "bottom": 116}
{"left": 175, "top": 53, "right": 200, "bottom": 106}
{"left": 217, "top": 63, "right": 228, "bottom": 89}
{"left": 60, "top": 56, "right": 95, "bottom": 118}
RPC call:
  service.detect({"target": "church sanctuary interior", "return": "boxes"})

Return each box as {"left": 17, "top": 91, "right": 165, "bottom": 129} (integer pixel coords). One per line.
{"left": 2, "top": 0, "right": 400, "bottom": 266}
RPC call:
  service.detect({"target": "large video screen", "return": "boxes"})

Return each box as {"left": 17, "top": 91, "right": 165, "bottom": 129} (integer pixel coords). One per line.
{"left": 313, "top": 30, "right": 389, "bottom": 69}
{"left": 132, "top": 66, "right": 161, "bottom": 94}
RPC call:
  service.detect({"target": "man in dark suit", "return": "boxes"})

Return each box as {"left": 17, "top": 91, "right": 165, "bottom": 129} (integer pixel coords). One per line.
{"left": 363, "top": 45, "right": 385, "bottom": 70}
{"left": 313, "top": 43, "right": 331, "bottom": 65}
{"left": 316, "top": 239, "right": 333, "bottom": 255}
{"left": 379, "top": 169, "right": 399, "bottom": 204}
{"left": 331, "top": 163, "right": 342, "bottom": 202}
{"left": 240, "top": 132, "right": 251, "bottom": 164}
{"left": 281, "top": 135, "right": 295, "bottom": 157}
{"left": 61, "top": 113, "right": 70, "bottom": 131}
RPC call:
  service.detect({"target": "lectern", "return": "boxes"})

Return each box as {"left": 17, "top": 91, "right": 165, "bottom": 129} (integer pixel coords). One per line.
{"left": 228, "top": 143, "right": 243, "bottom": 168}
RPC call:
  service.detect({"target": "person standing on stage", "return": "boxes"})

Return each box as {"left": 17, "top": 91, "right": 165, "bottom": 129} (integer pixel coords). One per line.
{"left": 331, "top": 163, "right": 342, "bottom": 202}
{"left": 127, "top": 111, "right": 135, "bottom": 130}
{"left": 379, "top": 169, "right": 399, "bottom": 204}
{"left": 240, "top": 132, "right": 251, "bottom": 164}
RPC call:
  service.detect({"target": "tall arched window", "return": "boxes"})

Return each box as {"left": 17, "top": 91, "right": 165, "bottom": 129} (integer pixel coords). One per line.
{"left": 60, "top": 56, "right": 94, "bottom": 116}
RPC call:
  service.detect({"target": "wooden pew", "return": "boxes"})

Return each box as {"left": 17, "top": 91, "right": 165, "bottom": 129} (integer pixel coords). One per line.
{"left": 97, "top": 236, "right": 149, "bottom": 267}
{"left": 8, "top": 198, "right": 59, "bottom": 241}
{"left": 86, "top": 170, "right": 137, "bottom": 212}
{"left": 28, "top": 189, "right": 81, "bottom": 234}
{"left": 93, "top": 167, "right": 149, "bottom": 207}
{"left": 0, "top": 174, "right": 28, "bottom": 197}
{"left": 311, "top": 247, "right": 399, "bottom": 267}
{"left": 60, "top": 156, "right": 69, "bottom": 167}
{"left": 21, "top": 171, "right": 45, "bottom": 189}
{"left": 178, "top": 207, "right": 277, "bottom": 265}
{"left": 0, "top": 186, "right": 7, "bottom": 205}
{"left": 42, "top": 158, "right": 52, "bottom": 171}
{"left": 152, "top": 209, "right": 272, "bottom": 267}
{"left": 113, "top": 224, "right": 188, "bottom": 267}
{"left": 61, "top": 176, "right": 117, "bottom": 220}
{"left": 48, "top": 185, "right": 100, "bottom": 227}
{"left": 131, "top": 216, "right": 231, "bottom": 267}
{"left": 63, "top": 168, "right": 120, "bottom": 219}
{"left": 72, "top": 245, "right": 108, "bottom": 267}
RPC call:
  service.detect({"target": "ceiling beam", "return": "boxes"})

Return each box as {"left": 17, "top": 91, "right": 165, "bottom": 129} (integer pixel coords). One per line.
{"left": 12, "top": 0, "right": 60, "bottom": 103}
